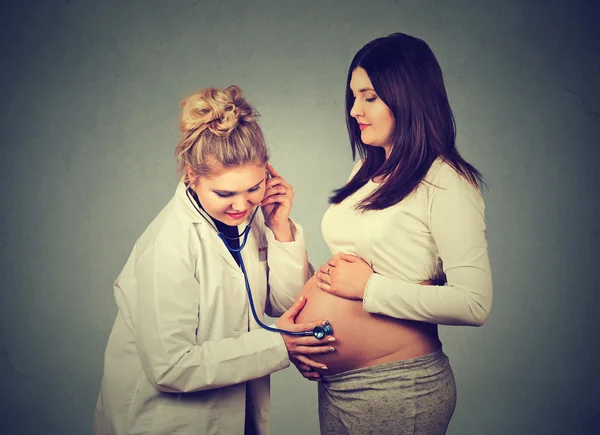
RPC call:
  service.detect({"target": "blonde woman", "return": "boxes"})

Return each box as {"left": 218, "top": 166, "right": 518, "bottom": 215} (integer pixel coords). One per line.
{"left": 93, "top": 86, "right": 333, "bottom": 435}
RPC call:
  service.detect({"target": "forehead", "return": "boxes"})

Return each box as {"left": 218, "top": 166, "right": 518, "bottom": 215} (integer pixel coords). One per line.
{"left": 349, "top": 67, "right": 374, "bottom": 91}
{"left": 200, "top": 163, "right": 265, "bottom": 190}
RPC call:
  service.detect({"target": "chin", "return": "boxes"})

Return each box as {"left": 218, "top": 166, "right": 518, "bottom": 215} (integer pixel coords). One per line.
{"left": 361, "top": 135, "right": 379, "bottom": 146}
{"left": 225, "top": 215, "right": 247, "bottom": 225}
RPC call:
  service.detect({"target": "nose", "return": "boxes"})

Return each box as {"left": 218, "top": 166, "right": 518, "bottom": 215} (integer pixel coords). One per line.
{"left": 231, "top": 194, "right": 253, "bottom": 212}
{"left": 350, "top": 98, "right": 362, "bottom": 119}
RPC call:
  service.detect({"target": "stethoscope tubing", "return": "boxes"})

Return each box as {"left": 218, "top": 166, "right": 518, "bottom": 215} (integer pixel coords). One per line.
{"left": 219, "top": 230, "right": 331, "bottom": 339}
{"left": 186, "top": 187, "right": 331, "bottom": 340}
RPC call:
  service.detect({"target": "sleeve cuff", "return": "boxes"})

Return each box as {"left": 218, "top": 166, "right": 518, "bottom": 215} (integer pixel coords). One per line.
{"left": 362, "top": 272, "right": 377, "bottom": 312}
{"left": 362, "top": 273, "right": 418, "bottom": 314}
{"left": 265, "top": 219, "right": 306, "bottom": 253}
{"left": 264, "top": 324, "right": 291, "bottom": 367}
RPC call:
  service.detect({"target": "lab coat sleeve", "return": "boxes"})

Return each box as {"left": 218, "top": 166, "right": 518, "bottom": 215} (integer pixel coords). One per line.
{"left": 362, "top": 165, "right": 493, "bottom": 326}
{"left": 263, "top": 219, "right": 313, "bottom": 317}
{"left": 133, "top": 245, "right": 290, "bottom": 394}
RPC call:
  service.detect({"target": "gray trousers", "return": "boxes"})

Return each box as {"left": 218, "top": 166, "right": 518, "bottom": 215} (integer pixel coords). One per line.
{"left": 318, "top": 348, "right": 456, "bottom": 435}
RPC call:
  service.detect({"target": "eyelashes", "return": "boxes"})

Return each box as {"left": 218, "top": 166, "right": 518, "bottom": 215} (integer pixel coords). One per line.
{"left": 351, "top": 94, "right": 378, "bottom": 103}
{"left": 215, "top": 184, "right": 262, "bottom": 198}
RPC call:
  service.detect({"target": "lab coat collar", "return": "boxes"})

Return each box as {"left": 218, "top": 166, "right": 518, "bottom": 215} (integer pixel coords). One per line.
{"left": 174, "top": 180, "right": 256, "bottom": 271}
{"left": 175, "top": 180, "right": 217, "bottom": 227}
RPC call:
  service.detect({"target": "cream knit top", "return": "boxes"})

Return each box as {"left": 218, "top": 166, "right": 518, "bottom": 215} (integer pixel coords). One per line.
{"left": 321, "top": 158, "right": 493, "bottom": 326}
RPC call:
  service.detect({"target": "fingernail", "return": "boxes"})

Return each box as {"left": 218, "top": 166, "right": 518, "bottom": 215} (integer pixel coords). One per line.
{"left": 327, "top": 347, "right": 335, "bottom": 352}
{"left": 327, "top": 337, "right": 336, "bottom": 342}
{"left": 321, "top": 365, "right": 328, "bottom": 370}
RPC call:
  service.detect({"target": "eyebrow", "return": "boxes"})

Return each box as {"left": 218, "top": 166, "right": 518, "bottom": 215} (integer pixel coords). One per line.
{"left": 212, "top": 178, "right": 264, "bottom": 195}
{"left": 350, "top": 87, "right": 376, "bottom": 95}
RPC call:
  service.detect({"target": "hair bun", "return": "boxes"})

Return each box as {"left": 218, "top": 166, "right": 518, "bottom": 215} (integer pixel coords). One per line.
{"left": 179, "top": 85, "right": 256, "bottom": 138}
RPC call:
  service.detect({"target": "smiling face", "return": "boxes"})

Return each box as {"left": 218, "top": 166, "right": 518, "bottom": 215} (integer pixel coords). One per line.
{"left": 349, "top": 67, "right": 396, "bottom": 157}
{"left": 187, "top": 163, "right": 266, "bottom": 225}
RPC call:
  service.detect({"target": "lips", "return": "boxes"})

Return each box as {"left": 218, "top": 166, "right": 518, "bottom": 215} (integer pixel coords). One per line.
{"left": 358, "top": 123, "right": 370, "bottom": 131}
{"left": 225, "top": 210, "right": 248, "bottom": 220}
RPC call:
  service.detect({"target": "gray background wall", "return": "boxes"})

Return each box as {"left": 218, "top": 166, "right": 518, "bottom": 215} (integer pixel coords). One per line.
{"left": 1, "top": 0, "right": 598, "bottom": 434}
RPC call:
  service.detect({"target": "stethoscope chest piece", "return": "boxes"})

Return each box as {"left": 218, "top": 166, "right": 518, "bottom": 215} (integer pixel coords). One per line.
{"left": 312, "top": 324, "right": 333, "bottom": 340}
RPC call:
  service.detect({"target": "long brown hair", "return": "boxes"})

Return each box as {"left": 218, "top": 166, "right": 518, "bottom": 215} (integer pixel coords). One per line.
{"left": 330, "top": 33, "right": 483, "bottom": 211}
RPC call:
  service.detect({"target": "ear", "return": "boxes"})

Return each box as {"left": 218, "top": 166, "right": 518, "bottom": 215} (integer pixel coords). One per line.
{"left": 186, "top": 166, "right": 197, "bottom": 187}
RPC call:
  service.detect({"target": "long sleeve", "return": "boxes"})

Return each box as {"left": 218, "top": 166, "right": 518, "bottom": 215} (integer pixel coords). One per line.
{"left": 362, "top": 165, "right": 493, "bottom": 326}
{"left": 132, "top": 245, "right": 289, "bottom": 394}
{"left": 264, "top": 219, "right": 312, "bottom": 317}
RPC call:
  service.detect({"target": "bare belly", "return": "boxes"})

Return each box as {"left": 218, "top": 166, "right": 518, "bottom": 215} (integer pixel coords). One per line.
{"left": 295, "top": 276, "right": 441, "bottom": 375}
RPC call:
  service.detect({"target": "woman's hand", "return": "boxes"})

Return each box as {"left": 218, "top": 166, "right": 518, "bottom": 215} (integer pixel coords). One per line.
{"left": 289, "top": 356, "right": 324, "bottom": 382}
{"left": 275, "top": 295, "right": 335, "bottom": 372}
{"left": 315, "top": 253, "right": 373, "bottom": 300}
{"left": 260, "top": 163, "right": 294, "bottom": 242}
{"left": 316, "top": 253, "right": 447, "bottom": 300}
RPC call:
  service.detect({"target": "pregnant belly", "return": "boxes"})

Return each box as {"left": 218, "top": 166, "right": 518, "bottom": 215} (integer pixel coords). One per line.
{"left": 295, "top": 276, "right": 440, "bottom": 375}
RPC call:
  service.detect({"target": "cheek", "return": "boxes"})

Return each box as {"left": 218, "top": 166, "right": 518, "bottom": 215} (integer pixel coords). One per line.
{"left": 197, "top": 192, "right": 227, "bottom": 212}
{"left": 374, "top": 106, "right": 395, "bottom": 134}
{"left": 377, "top": 106, "right": 392, "bottom": 123}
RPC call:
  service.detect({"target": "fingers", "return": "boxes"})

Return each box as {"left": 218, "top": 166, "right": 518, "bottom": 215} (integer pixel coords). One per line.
{"left": 284, "top": 322, "right": 336, "bottom": 354}
{"left": 340, "top": 253, "right": 363, "bottom": 263}
{"left": 265, "top": 184, "right": 291, "bottom": 197}
{"left": 302, "top": 370, "right": 322, "bottom": 381}
{"left": 297, "top": 362, "right": 313, "bottom": 372}
{"left": 281, "top": 295, "right": 306, "bottom": 320}
{"left": 316, "top": 257, "right": 340, "bottom": 286}
{"left": 315, "top": 279, "right": 333, "bottom": 294}
{"left": 291, "top": 361, "right": 320, "bottom": 380}
{"left": 318, "top": 264, "right": 332, "bottom": 275}
{"left": 300, "top": 369, "right": 322, "bottom": 381}
{"left": 326, "top": 253, "right": 343, "bottom": 267}
{"left": 265, "top": 184, "right": 288, "bottom": 196}
{"left": 260, "top": 185, "right": 292, "bottom": 206}
{"left": 291, "top": 344, "right": 336, "bottom": 355}
{"left": 277, "top": 313, "right": 331, "bottom": 335}
{"left": 289, "top": 334, "right": 336, "bottom": 347}
{"left": 264, "top": 165, "right": 289, "bottom": 191}
{"left": 316, "top": 265, "right": 333, "bottom": 284}
{"left": 266, "top": 163, "right": 281, "bottom": 178}
{"left": 261, "top": 176, "right": 293, "bottom": 206}
{"left": 291, "top": 357, "right": 324, "bottom": 381}
{"left": 287, "top": 320, "right": 331, "bottom": 334}
{"left": 293, "top": 354, "right": 329, "bottom": 371}
{"left": 294, "top": 355, "right": 327, "bottom": 378}
{"left": 314, "top": 266, "right": 334, "bottom": 294}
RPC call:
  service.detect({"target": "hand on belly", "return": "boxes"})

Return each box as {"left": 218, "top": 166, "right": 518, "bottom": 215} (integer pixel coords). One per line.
{"left": 295, "top": 275, "right": 440, "bottom": 375}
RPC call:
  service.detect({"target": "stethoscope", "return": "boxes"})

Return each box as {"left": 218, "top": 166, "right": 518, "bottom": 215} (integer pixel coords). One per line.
{"left": 186, "top": 187, "right": 333, "bottom": 340}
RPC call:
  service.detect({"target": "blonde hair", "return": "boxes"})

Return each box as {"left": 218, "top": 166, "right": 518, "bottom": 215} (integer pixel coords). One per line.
{"left": 175, "top": 85, "right": 269, "bottom": 182}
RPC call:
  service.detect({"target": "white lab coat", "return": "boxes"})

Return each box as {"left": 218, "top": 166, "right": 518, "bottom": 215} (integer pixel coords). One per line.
{"left": 93, "top": 181, "right": 311, "bottom": 435}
